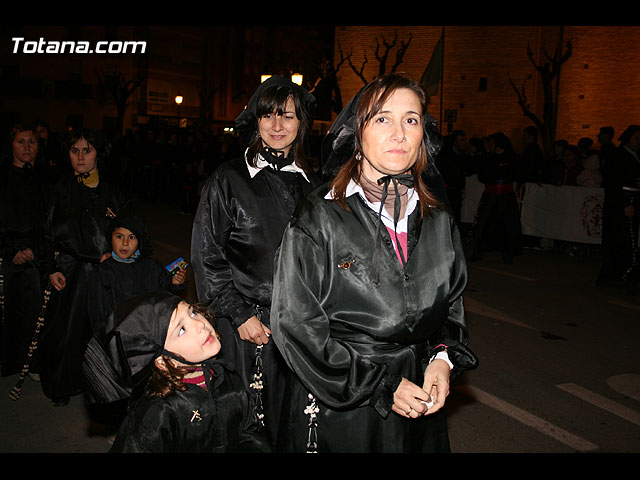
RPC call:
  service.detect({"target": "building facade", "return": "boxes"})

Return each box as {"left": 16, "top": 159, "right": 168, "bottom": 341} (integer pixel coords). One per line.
{"left": 333, "top": 25, "right": 640, "bottom": 153}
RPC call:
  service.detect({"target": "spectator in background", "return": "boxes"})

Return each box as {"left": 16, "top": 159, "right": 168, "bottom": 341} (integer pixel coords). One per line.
{"left": 576, "top": 137, "right": 594, "bottom": 160}
{"left": 550, "top": 144, "right": 582, "bottom": 186}
{"left": 576, "top": 150, "right": 603, "bottom": 188}
{"left": 468, "top": 132, "right": 522, "bottom": 264}
{"left": 597, "top": 125, "right": 640, "bottom": 288}
{"left": 597, "top": 126, "right": 617, "bottom": 171}
{"left": 519, "top": 126, "right": 546, "bottom": 185}
{"left": 435, "top": 130, "right": 471, "bottom": 225}
{"left": 543, "top": 139, "right": 569, "bottom": 184}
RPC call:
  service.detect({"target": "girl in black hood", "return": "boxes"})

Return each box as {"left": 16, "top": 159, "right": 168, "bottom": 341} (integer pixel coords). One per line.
{"left": 82, "top": 291, "right": 270, "bottom": 452}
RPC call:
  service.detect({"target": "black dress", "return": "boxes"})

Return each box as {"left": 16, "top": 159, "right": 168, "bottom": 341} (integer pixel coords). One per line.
{"left": 191, "top": 155, "right": 317, "bottom": 447}
{"left": 469, "top": 149, "right": 522, "bottom": 262}
{"left": 36, "top": 175, "right": 131, "bottom": 400}
{"left": 271, "top": 185, "right": 477, "bottom": 453}
{"left": 0, "top": 163, "right": 45, "bottom": 376}
{"left": 110, "top": 364, "right": 270, "bottom": 453}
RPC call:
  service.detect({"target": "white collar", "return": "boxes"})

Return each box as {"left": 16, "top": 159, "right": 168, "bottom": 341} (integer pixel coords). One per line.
{"left": 325, "top": 178, "right": 417, "bottom": 233}
{"left": 245, "top": 149, "right": 310, "bottom": 182}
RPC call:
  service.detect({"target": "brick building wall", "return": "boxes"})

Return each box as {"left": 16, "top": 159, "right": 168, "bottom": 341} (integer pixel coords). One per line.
{"left": 334, "top": 25, "right": 640, "bottom": 154}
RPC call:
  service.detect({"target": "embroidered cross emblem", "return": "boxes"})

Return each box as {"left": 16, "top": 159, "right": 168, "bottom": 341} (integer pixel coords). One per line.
{"left": 190, "top": 410, "right": 202, "bottom": 422}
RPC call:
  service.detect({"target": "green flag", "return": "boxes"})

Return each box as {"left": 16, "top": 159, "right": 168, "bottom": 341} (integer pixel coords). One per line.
{"left": 420, "top": 32, "right": 444, "bottom": 97}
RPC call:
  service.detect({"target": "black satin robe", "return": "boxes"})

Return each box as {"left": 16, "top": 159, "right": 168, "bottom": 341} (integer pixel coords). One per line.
{"left": 191, "top": 155, "right": 317, "bottom": 447}
{"left": 271, "top": 187, "right": 476, "bottom": 453}
{"left": 0, "top": 164, "right": 45, "bottom": 376}
{"left": 87, "top": 257, "right": 184, "bottom": 342}
{"left": 36, "top": 175, "right": 130, "bottom": 399}
{"left": 110, "top": 367, "right": 271, "bottom": 453}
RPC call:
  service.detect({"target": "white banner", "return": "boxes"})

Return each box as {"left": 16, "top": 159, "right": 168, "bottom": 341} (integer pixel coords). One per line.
{"left": 520, "top": 183, "right": 604, "bottom": 244}
{"left": 461, "top": 177, "right": 604, "bottom": 245}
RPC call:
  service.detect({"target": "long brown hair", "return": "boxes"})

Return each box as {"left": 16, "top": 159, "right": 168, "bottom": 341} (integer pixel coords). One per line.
{"left": 329, "top": 74, "right": 441, "bottom": 217}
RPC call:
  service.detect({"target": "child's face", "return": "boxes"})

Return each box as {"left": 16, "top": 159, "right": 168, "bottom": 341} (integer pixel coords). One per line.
{"left": 163, "top": 302, "right": 221, "bottom": 365}
{"left": 111, "top": 227, "right": 139, "bottom": 259}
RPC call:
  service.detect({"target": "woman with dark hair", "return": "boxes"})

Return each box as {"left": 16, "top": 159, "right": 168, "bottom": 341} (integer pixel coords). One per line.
{"left": 36, "top": 128, "right": 131, "bottom": 406}
{"left": 0, "top": 124, "right": 46, "bottom": 377}
{"left": 270, "top": 73, "right": 478, "bottom": 453}
{"left": 190, "top": 75, "right": 319, "bottom": 447}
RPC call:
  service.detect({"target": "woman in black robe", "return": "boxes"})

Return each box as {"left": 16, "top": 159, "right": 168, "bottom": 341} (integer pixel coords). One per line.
{"left": 36, "top": 128, "right": 131, "bottom": 406}
{"left": 271, "top": 74, "right": 478, "bottom": 453}
{"left": 0, "top": 124, "right": 46, "bottom": 377}
{"left": 190, "top": 75, "right": 318, "bottom": 447}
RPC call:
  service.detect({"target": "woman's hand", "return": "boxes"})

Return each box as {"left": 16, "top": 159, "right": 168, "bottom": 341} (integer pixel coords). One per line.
{"left": 12, "top": 248, "right": 35, "bottom": 265}
{"left": 49, "top": 272, "right": 66, "bottom": 291}
{"left": 99, "top": 252, "right": 112, "bottom": 263}
{"left": 421, "top": 359, "right": 451, "bottom": 415}
{"left": 237, "top": 315, "right": 271, "bottom": 345}
{"left": 392, "top": 378, "right": 432, "bottom": 419}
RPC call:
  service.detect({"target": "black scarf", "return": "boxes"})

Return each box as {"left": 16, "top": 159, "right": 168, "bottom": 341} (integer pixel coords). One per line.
{"left": 261, "top": 146, "right": 295, "bottom": 171}
{"left": 358, "top": 165, "right": 415, "bottom": 284}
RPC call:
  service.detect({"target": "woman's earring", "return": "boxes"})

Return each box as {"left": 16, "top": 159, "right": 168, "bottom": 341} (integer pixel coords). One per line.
{"left": 355, "top": 152, "right": 362, "bottom": 162}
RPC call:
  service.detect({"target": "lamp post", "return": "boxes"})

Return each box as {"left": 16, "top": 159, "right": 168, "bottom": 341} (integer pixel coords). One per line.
{"left": 175, "top": 94, "right": 183, "bottom": 128}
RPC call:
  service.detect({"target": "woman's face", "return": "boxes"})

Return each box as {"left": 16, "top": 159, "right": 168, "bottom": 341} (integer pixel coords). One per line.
{"left": 12, "top": 130, "right": 39, "bottom": 167}
{"left": 69, "top": 138, "right": 97, "bottom": 174}
{"left": 360, "top": 88, "right": 424, "bottom": 180}
{"left": 163, "top": 302, "right": 221, "bottom": 365}
{"left": 258, "top": 96, "right": 300, "bottom": 155}
{"left": 111, "top": 227, "right": 139, "bottom": 259}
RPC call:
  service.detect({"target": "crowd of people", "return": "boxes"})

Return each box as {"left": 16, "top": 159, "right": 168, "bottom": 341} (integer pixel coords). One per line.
{"left": 0, "top": 72, "right": 637, "bottom": 453}
{"left": 435, "top": 125, "right": 640, "bottom": 283}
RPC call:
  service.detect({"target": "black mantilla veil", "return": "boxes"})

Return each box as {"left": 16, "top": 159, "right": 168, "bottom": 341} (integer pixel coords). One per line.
{"left": 320, "top": 79, "right": 450, "bottom": 209}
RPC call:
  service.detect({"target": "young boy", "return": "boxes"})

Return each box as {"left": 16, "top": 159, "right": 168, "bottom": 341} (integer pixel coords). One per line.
{"left": 87, "top": 215, "right": 186, "bottom": 341}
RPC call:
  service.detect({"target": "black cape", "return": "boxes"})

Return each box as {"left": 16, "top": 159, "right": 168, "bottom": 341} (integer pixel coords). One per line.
{"left": 110, "top": 365, "right": 270, "bottom": 453}
{"left": 190, "top": 155, "right": 318, "bottom": 447}
{"left": 36, "top": 174, "right": 131, "bottom": 399}
{"left": 271, "top": 187, "right": 478, "bottom": 453}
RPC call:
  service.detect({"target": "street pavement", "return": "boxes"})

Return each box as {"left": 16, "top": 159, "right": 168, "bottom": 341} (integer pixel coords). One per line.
{"left": 1, "top": 196, "right": 638, "bottom": 454}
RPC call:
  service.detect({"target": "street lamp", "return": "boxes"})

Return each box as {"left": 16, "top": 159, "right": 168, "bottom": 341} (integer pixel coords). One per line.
{"left": 291, "top": 73, "right": 303, "bottom": 85}
{"left": 175, "top": 94, "right": 183, "bottom": 128}
{"left": 261, "top": 75, "right": 272, "bottom": 83}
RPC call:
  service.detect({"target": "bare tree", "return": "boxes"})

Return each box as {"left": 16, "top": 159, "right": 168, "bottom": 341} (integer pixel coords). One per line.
{"left": 508, "top": 37, "right": 573, "bottom": 155}
{"left": 95, "top": 70, "right": 146, "bottom": 136}
{"left": 346, "top": 31, "right": 413, "bottom": 85}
